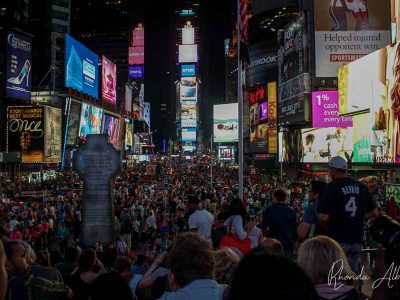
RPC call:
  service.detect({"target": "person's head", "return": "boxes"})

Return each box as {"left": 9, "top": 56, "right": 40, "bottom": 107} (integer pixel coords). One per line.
{"left": 259, "top": 238, "right": 284, "bottom": 256}
{"left": 229, "top": 251, "right": 316, "bottom": 300}
{"left": 5, "top": 240, "right": 31, "bottom": 276}
{"left": 213, "top": 247, "right": 241, "bottom": 285}
{"left": 227, "top": 198, "right": 246, "bottom": 220}
{"left": 328, "top": 156, "right": 348, "bottom": 180}
{"left": 65, "top": 247, "right": 79, "bottom": 264}
{"left": 114, "top": 256, "right": 132, "bottom": 279}
{"left": 77, "top": 248, "right": 97, "bottom": 272}
{"left": 187, "top": 195, "right": 200, "bottom": 210}
{"left": 272, "top": 189, "right": 288, "bottom": 204}
{"left": 297, "top": 235, "right": 354, "bottom": 285}
{"left": 167, "top": 232, "right": 215, "bottom": 291}
{"left": 308, "top": 181, "right": 327, "bottom": 202}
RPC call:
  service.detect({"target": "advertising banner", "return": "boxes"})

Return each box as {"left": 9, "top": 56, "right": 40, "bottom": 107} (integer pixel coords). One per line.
{"left": 182, "top": 127, "right": 197, "bottom": 142}
{"left": 250, "top": 103, "right": 258, "bottom": 126}
{"left": 67, "top": 101, "right": 81, "bottom": 146}
{"left": 6, "top": 31, "right": 32, "bottom": 100}
{"left": 129, "top": 65, "right": 144, "bottom": 78}
{"left": 181, "top": 64, "right": 196, "bottom": 77}
{"left": 129, "top": 46, "right": 144, "bottom": 65}
{"left": 246, "top": 42, "right": 278, "bottom": 88}
{"left": 250, "top": 124, "right": 268, "bottom": 153}
{"left": 258, "top": 102, "right": 268, "bottom": 121}
{"left": 267, "top": 82, "right": 277, "bottom": 126}
{"left": 213, "top": 103, "right": 239, "bottom": 143}
{"left": 79, "top": 103, "right": 103, "bottom": 137}
{"left": 180, "top": 84, "right": 197, "bottom": 101}
{"left": 65, "top": 34, "right": 99, "bottom": 99}
{"left": 7, "top": 106, "right": 45, "bottom": 163}
{"left": 314, "top": 0, "right": 391, "bottom": 77}
{"left": 101, "top": 56, "right": 117, "bottom": 105}
{"left": 102, "top": 114, "right": 120, "bottom": 146}
{"left": 125, "top": 84, "right": 133, "bottom": 113}
{"left": 131, "top": 29, "right": 144, "bottom": 47}
{"left": 44, "top": 107, "right": 62, "bottom": 163}
{"left": 218, "top": 146, "right": 235, "bottom": 161}
{"left": 179, "top": 44, "right": 198, "bottom": 63}
{"left": 182, "top": 119, "right": 196, "bottom": 127}
{"left": 268, "top": 127, "right": 278, "bottom": 154}
{"left": 182, "top": 27, "right": 195, "bottom": 44}
{"left": 125, "top": 119, "right": 133, "bottom": 147}
{"left": 312, "top": 91, "right": 352, "bottom": 127}
{"left": 352, "top": 113, "right": 372, "bottom": 163}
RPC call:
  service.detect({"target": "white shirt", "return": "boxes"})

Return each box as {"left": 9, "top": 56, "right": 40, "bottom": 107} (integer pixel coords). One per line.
{"left": 188, "top": 209, "right": 214, "bottom": 240}
{"left": 224, "top": 215, "right": 247, "bottom": 240}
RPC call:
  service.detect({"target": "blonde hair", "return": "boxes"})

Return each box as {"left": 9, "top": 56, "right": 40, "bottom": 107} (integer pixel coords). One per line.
{"left": 297, "top": 236, "right": 355, "bottom": 285}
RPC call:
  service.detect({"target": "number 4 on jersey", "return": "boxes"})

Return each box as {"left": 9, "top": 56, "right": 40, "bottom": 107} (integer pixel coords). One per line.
{"left": 345, "top": 197, "right": 357, "bottom": 217}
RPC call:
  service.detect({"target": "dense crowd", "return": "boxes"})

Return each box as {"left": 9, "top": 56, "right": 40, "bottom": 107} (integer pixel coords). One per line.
{"left": 0, "top": 155, "right": 399, "bottom": 300}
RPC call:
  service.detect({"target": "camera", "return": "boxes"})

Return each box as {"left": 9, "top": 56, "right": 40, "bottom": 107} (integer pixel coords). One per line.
{"left": 369, "top": 215, "right": 400, "bottom": 266}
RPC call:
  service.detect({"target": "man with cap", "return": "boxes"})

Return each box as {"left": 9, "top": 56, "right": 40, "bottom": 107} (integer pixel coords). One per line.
{"left": 317, "top": 156, "right": 378, "bottom": 272}
{"left": 187, "top": 195, "right": 214, "bottom": 245}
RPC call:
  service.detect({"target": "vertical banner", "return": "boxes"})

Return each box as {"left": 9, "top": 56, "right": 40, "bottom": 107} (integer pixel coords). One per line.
{"left": 101, "top": 56, "right": 117, "bottom": 105}
{"left": 66, "top": 101, "right": 81, "bottom": 146}
{"left": 267, "top": 82, "right": 277, "bottom": 126}
{"left": 6, "top": 31, "right": 33, "bottom": 100}
{"left": 314, "top": 0, "right": 391, "bottom": 77}
{"left": 44, "top": 107, "right": 62, "bottom": 163}
{"left": 268, "top": 128, "right": 278, "bottom": 154}
{"left": 7, "top": 106, "right": 45, "bottom": 163}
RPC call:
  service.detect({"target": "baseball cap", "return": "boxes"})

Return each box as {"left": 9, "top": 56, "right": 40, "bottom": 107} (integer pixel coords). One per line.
{"left": 328, "top": 156, "right": 347, "bottom": 170}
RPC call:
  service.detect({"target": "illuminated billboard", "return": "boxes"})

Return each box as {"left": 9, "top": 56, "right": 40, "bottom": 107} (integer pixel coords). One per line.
{"left": 218, "top": 145, "right": 235, "bottom": 161}
{"left": 182, "top": 27, "right": 195, "bottom": 44}
{"left": 6, "top": 31, "right": 32, "bottom": 100}
{"left": 181, "top": 103, "right": 197, "bottom": 124}
{"left": 181, "top": 64, "right": 196, "bottom": 77}
{"left": 66, "top": 101, "right": 81, "bottom": 146}
{"left": 250, "top": 103, "right": 258, "bottom": 126}
{"left": 181, "top": 119, "right": 196, "bottom": 127}
{"left": 312, "top": 91, "right": 352, "bottom": 127}
{"left": 258, "top": 102, "right": 268, "bottom": 122}
{"left": 65, "top": 34, "right": 99, "bottom": 99}
{"left": 125, "top": 118, "right": 133, "bottom": 147}
{"left": 179, "top": 44, "right": 198, "bottom": 63}
{"left": 7, "top": 106, "right": 45, "bottom": 163}
{"left": 129, "top": 46, "right": 144, "bottom": 65}
{"left": 129, "top": 65, "right": 144, "bottom": 78}
{"left": 250, "top": 124, "right": 268, "bottom": 153}
{"left": 44, "top": 106, "right": 62, "bottom": 163}
{"left": 182, "top": 127, "right": 196, "bottom": 142}
{"left": 101, "top": 55, "right": 117, "bottom": 105}
{"left": 79, "top": 103, "right": 103, "bottom": 137}
{"left": 102, "top": 114, "right": 120, "bottom": 146}
{"left": 180, "top": 84, "right": 197, "bottom": 101}
{"left": 213, "top": 103, "right": 239, "bottom": 143}
{"left": 131, "top": 29, "right": 144, "bottom": 47}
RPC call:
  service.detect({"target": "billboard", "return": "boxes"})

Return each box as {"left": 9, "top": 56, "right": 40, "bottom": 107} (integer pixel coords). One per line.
{"left": 314, "top": 0, "right": 391, "bottom": 77}
{"left": 218, "top": 145, "right": 235, "bottom": 161}
{"left": 312, "top": 91, "right": 352, "bottom": 127}
{"left": 250, "top": 103, "right": 258, "bottom": 126}
{"left": 102, "top": 114, "right": 120, "bottom": 146}
{"left": 268, "top": 127, "right": 278, "bottom": 154}
{"left": 125, "top": 119, "right": 133, "bottom": 147}
{"left": 7, "top": 106, "right": 45, "bottom": 163}
{"left": 182, "top": 127, "right": 196, "bottom": 142}
{"left": 125, "top": 83, "right": 133, "bottom": 113}
{"left": 181, "top": 118, "right": 196, "bottom": 127}
{"left": 258, "top": 102, "right": 268, "bottom": 121}
{"left": 129, "top": 65, "right": 144, "bottom": 78}
{"left": 267, "top": 82, "right": 277, "bottom": 126}
{"left": 131, "top": 29, "right": 144, "bottom": 47}
{"left": 79, "top": 103, "right": 103, "bottom": 137}
{"left": 129, "top": 46, "right": 144, "bottom": 65}
{"left": 65, "top": 34, "right": 99, "bottom": 99}
{"left": 182, "top": 27, "right": 195, "bottom": 44}
{"left": 213, "top": 103, "right": 239, "bottom": 143}
{"left": 179, "top": 44, "right": 198, "bottom": 63}
{"left": 44, "top": 107, "right": 62, "bottom": 163}
{"left": 181, "top": 103, "right": 197, "bottom": 124}
{"left": 181, "top": 64, "right": 196, "bottom": 77}
{"left": 66, "top": 101, "right": 81, "bottom": 146}
{"left": 101, "top": 56, "right": 117, "bottom": 105}
{"left": 180, "top": 84, "right": 197, "bottom": 101}
{"left": 6, "top": 31, "right": 33, "bottom": 100}
{"left": 250, "top": 124, "right": 268, "bottom": 153}
{"left": 246, "top": 42, "right": 278, "bottom": 88}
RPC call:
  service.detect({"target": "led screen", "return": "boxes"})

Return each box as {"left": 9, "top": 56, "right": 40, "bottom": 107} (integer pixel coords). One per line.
{"left": 101, "top": 55, "right": 117, "bottom": 105}
{"left": 213, "top": 103, "right": 239, "bottom": 143}
{"left": 179, "top": 44, "right": 198, "bottom": 63}
{"left": 181, "top": 103, "right": 197, "bottom": 125}
{"left": 180, "top": 84, "right": 197, "bottom": 101}
{"left": 79, "top": 103, "right": 103, "bottom": 137}
{"left": 312, "top": 91, "right": 352, "bottom": 127}
{"left": 44, "top": 106, "right": 62, "bottom": 163}
{"left": 65, "top": 34, "right": 99, "bottom": 99}
{"left": 250, "top": 103, "right": 258, "bottom": 126}
{"left": 182, "top": 27, "right": 194, "bottom": 44}
{"left": 258, "top": 102, "right": 268, "bottom": 121}
{"left": 218, "top": 146, "right": 235, "bottom": 161}
{"left": 102, "top": 114, "right": 120, "bottom": 146}
{"left": 182, "top": 127, "right": 196, "bottom": 142}
{"left": 129, "top": 65, "right": 144, "bottom": 78}
{"left": 181, "top": 64, "right": 196, "bottom": 77}
{"left": 131, "top": 29, "right": 144, "bottom": 47}
{"left": 129, "top": 46, "right": 144, "bottom": 65}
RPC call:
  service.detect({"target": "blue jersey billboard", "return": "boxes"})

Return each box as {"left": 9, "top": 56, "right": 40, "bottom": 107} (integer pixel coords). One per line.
{"left": 181, "top": 64, "right": 196, "bottom": 77}
{"left": 65, "top": 34, "right": 99, "bottom": 99}
{"left": 6, "top": 31, "right": 33, "bottom": 100}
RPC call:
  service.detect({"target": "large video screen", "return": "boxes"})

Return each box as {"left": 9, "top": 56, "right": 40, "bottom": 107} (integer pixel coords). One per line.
{"left": 258, "top": 102, "right": 268, "bottom": 122}
{"left": 79, "top": 103, "right": 103, "bottom": 137}
{"left": 182, "top": 27, "right": 195, "bottom": 44}
{"left": 218, "top": 146, "right": 235, "bottom": 161}
{"left": 213, "top": 103, "right": 239, "bottom": 143}
{"left": 179, "top": 44, "right": 198, "bottom": 63}
{"left": 129, "top": 46, "right": 144, "bottom": 65}
{"left": 65, "top": 34, "right": 99, "bottom": 99}
{"left": 66, "top": 101, "right": 81, "bottom": 146}
{"left": 181, "top": 103, "right": 197, "bottom": 125}
{"left": 250, "top": 103, "right": 258, "bottom": 126}
{"left": 312, "top": 91, "right": 352, "bottom": 127}
{"left": 181, "top": 64, "right": 196, "bottom": 77}
{"left": 6, "top": 31, "right": 33, "bottom": 100}
{"left": 250, "top": 124, "right": 268, "bottom": 153}
{"left": 131, "top": 29, "right": 144, "bottom": 47}
{"left": 102, "top": 114, "right": 120, "bottom": 146}
{"left": 102, "top": 56, "right": 117, "bottom": 105}
{"left": 129, "top": 65, "right": 144, "bottom": 78}
{"left": 182, "top": 127, "right": 196, "bottom": 142}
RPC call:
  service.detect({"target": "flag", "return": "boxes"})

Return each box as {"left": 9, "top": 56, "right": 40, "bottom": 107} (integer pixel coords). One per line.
{"left": 239, "top": 0, "right": 249, "bottom": 44}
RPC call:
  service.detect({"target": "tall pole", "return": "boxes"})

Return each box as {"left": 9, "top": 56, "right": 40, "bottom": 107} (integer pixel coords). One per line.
{"left": 237, "top": 0, "right": 244, "bottom": 200}
{"left": 210, "top": 135, "right": 213, "bottom": 189}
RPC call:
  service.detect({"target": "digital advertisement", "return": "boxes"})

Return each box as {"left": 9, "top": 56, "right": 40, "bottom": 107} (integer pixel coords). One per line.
{"left": 180, "top": 84, "right": 197, "bottom": 101}
{"left": 102, "top": 114, "right": 120, "bottom": 146}
{"left": 218, "top": 146, "right": 235, "bottom": 161}
{"left": 250, "top": 124, "right": 268, "bottom": 153}
{"left": 181, "top": 64, "right": 196, "bottom": 77}
{"left": 250, "top": 103, "right": 258, "bottom": 126}
{"left": 129, "top": 65, "right": 144, "bottom": 78}
{"left": 246, "top": 42, "right": 278, "bottom": 88}
{"left": 66, "top": 101, "right": 81, "bottom": 146}
{"left": 101, "top": 55, "right": 117, "bottom": 105}
{"left": 125, "top": 119, "right": 133, "bottom": 147}
{"left": 213, "top": 103, "right": 239, "bottom": 143}
{"left": 181, "top": 103, "right": 197, "bottom": 122}
{"left": 267, "top": 82, "right": 277, "bottom": 126}
{"left": 7, "top": 106, "right": 45, "bottom": 163}
{"left": 314, "top": 0, "right": 391, "bottom": 77}
{"left": 131, "top": 28, "right": 144, "bottom": 47}
{"left": 129, "top": 46, "right": 144, "bottom": 65}
{"left": 312, "top": 91, "right": 352, "bottom": 127}
{"left": 6, "top": 31, "right": 33, "bottom": 100}
{"left": 44, "top": 107, "right": 62, "bottom": 164}
{"left": 65, "top": 34, "right": 99, "bottom": 99}
{"left": 79, "top": 103, "right": 103, "bottom": 137}
{"left": 258, "top": 102, "right": 268, "bottom": 122}
{"left": 179, "top": 44, "right": 198, "bottom": 63}
{"left": 182, "top": 27, "right": 195, "bottom": 44}
{"left": 182, "top": 127, "right": 196, "bottom": 142}
{"left": 268, "top": 127, "right": 278, "bottom": 154}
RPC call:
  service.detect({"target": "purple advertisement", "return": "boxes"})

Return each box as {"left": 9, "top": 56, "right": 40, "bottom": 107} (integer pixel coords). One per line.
{"left": 258, "top": 102, "right": 268, "bottom": 121}
{"left": 6, "top": 31, "right": 32, "bottom": 100}
{"left": 312, "top": 91, "right": 352, "bottom": 128}
{"left": 129, "top": 65, "right": 144, "bottom": 78}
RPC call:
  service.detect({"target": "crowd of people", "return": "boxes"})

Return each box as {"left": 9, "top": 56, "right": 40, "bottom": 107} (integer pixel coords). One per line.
{"left": 0, "top": 155, "right": 399, "bottom": 300}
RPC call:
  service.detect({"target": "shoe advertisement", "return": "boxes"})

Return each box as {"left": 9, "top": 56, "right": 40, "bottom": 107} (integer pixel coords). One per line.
{"left": 6, "top": 31, "right": 32, "bottom": 100}
{"left": 314, "top": 0, "right": 391, "bottom": 77}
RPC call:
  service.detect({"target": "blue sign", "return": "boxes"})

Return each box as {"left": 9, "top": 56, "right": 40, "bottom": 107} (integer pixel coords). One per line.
{"left": 181, "top": 64, "right": 196, "bottom": 77}
{"left": 65, "top": 34, "right": 99, "bottom": 99}
{"left": 129, "top": 65, "right": 144, "bottom": 78}
{"left": 182, "top": 127, "right": 196, "bottom": 142}
{"left": 6, "top": 31, "right": 33, "bottom": 100}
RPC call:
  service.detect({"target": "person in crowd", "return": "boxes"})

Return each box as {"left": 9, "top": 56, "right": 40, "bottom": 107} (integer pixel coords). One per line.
{"left": 261, "top": 189, "right": 297, "bottom": 255}
{"left": 228, "top": 249, "right": 317, "bottom": 300}
{"left": 0, "top": 239, "right": 7, "bottom": 300}
{"left": 187, "top": 195, "right": 214, "bottom": 244}
{"left": 158, "top": 232, "right": 227, "bottom": 300}
{"left": 55, "top": 247, "right": 79, "bottom": 286}
{"left": 137, "top": 251, "right": 168, "bottom": 290}
{"left": 298, "top": 180, "right": 327, "bottom": 239}
{"left": 297, "top": 235, "right": 366, "bottom": 300}
{"left": 259, "top": 238, "right": 284, "bottom": 256}
{"left": 317, "top": 156, "right": 378, "bottom": 272}
{"left": 212, "top": 247, "right": 241, "bottom": 285}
